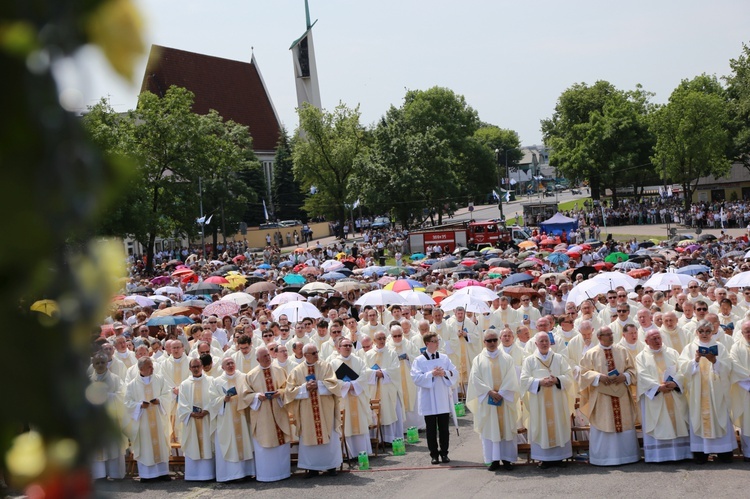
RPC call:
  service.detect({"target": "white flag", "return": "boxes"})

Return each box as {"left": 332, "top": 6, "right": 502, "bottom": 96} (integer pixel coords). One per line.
{"left": 492, "top": 190, "right": 499, "bottom": 201}
{"left": 505, "top": 191, "right": 511, "bottom": 202}
{"left": 353, "top": 199, "right": 360, "bottom": 209}
{"left": 196, "top": 216, "right": 205, "bottom": 225}
{"left": 262, "top": 199, "right": 269, "bottom": 221}
{"left": 205, "top": 214, "right": 213, "bottom": 225}
{"left": 667, "top": 186, "right": 673, "bottom": 197}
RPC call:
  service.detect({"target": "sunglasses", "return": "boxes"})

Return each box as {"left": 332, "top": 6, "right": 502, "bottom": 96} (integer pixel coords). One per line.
{"left": 391, "top": 335, "right": 403, "bottom": 338}
{"left": 696, "top": 308, "right": 708, "bottom": 311}
{"left": 484, "top": 338, "right": 498, "bottom": 343}
{"left": 689, "top": 286, "right": 698, "bottom": 289}
{"left": 262, "top": 334, "right": 273, "bottom": 337}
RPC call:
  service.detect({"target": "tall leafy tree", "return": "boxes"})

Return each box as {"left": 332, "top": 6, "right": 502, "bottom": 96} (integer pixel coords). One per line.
{"left": 473, "top": 125, "right": 523, "bottom": 193}
{"left": 272, "top": 126, "right": 306, "bottom": 221}
{"left": 725, "top": 42, "right": 750, "bottom": 174}
{"left": 542, "top": 81, "right": 654, "bottom": 204}
{"left": 650, "top": 74, "right": 731, "bottom": 210}
{"left": 293, "top": 102, "right": 367, "bottom": 234}
{"left": 83, "top": 85, "right": 258, "bottom": 273}
{"left": 356, "top": 86, "right": 490, "bottom": 227}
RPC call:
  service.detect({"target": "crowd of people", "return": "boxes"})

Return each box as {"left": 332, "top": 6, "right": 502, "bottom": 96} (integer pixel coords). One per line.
{"left": 88, "top": 224, "right": 750, "bottom": 485}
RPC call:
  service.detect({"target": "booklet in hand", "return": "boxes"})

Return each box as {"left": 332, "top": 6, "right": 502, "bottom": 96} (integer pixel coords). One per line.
{"left": 698, "top": 345, "right": 719, "bottom": 356}
{"left": 335, "top": 363, "right": 359, "bottom": 381}
{"left": 225, "top": 387, "right": 237, "bottom": 397}
{"left": 608, "top": 369, "right": 620, "bottom": 377}
{"left": 547, "top": 332, "right": 556, "bottom": 345}
{"left": 305, "top": 374, "right": 316, "bottom": 382}
{"left": 398, "top": 353, "right": 409, "bottom": 361}
{"left": 192, "top": 406, "right": 203, "bottom": 413}
{"left": 488, "top": 397, "right": 503, "bottom": 407}
{"left": 419, "top": 347, "right": 427, "bottom": 354}
{"left": 371, "top": 363, "right": 381, "bottom": 371}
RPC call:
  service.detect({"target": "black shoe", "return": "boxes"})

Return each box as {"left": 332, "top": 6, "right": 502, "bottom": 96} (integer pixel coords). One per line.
{"left": 441, "top": 455, "right": 451, "bottom": 464}
{"left": 694, "top": 453, "right": 708, "bottom": 465}
{"left": 537, "top": 461, "right": 552, "bottom": 469}
{"left": 157, "top": 475, "right": 172, "bottom": 482}
{"left": 488, "top": 461, "right": 501, "bottom": 471}
{"left": 304, "top": 470, "right": 320, "bottom": 479}
{"left": 556, "top": 460, "right": 568, "bottom": 468}
{"left": 717, "top": 452, "right": 734, "bottom": 464}
{"left": 326, "top": 468, "right": 338, "bottom": 477}
{"left": 502, "top": 460, "right": 515, "bottom": 471}
{"left": 431, "top": 457, "right": 440, "bottom": 465}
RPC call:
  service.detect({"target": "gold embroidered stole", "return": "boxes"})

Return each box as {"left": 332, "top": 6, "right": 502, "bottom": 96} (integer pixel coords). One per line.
{"left": 308, "top": 364, "right": 324, "bottom": 445}
{"left": 343, "top": 359, "right": 361, "bottom": 432}
{"left": 227, "top": 377, "right": 244, "bottom": 460}
{"left": 604, "top": 348, "right": 623, "bottom": 433}
{"left": 143, "top": 382, "right": 162, "bottom": 461}
{"left": 397, "top": 348, "right": 410, "bottom": 411}
{"left": 374, "top": 352, "right": 383, "bottom": 402}
{"left": 263, "top": 368, "right": 286, "bottom": 445}
{"left": 459, "top": 324, "right": 468, "bottom": 382}
{"left": 193, "top": 379, "right": 206, "bottom": 458}
{"left": 698, "top": 356, "right": 713, "bottom": 437}
{"left": 652, "top": 351, "right": 677, "bottom": 431}
{"left": 489, "top": 355, "right": 505, "bottom": 435}
{"left": 538, "top": 354, "right": 557, "bottom": 446}
{"left": 667, "top": 329, "right": 684, "bottom": 353}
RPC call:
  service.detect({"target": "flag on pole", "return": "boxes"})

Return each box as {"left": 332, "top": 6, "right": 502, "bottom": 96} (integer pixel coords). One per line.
{"left": 262, "top": 199, "right": 269, "bottom": 221}
{"left": 353, "top": 199, "right": 360, "bottom": 209}
{"left": 505, "top": 191, "right": 511, "bottom": 202}
{"left": 667, "top": 186, "right": 673, "bottom": 197}
{"left": 205, "top": 214, "right": 213, "bottom": 225}
{"left": 196, "top": 215, "right": 205, "bottom": 225}
{"left": 492, "top": 190, "right": 499, "bottom": 201}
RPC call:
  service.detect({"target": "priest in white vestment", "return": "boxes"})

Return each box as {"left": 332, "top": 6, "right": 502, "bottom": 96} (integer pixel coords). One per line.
{"left": 730, "top": 321, "right": 750, "bottom": 460}
{"left": 636, "top": 331, "right": 691, "bottom": 462}
{"left": 210, "top": 357, "right": 256, "bottom": 482}
{"left": 366, "top": 331, "right": 405, "bottom": 443}
{"left": 388, "top": 325, "right": 423, "bottom": 429}
{"left": 329, "top": 338, "right": 373, "bottom": 458}
{"left": 466, "top": 330, "right": 520, "bottom": 471}
{"left": 285, "top": 343, "right": 343, "bottom": 477}
{"left": 679, "top": 320, "right": 737, "bottom": 463}
{"left": 231, "top": 334, "right": 259, "bottom": 374}
{"left": 520, "top": 332, "right": 574, "bottom": 468}
{"left": 89, "top": 353, "right": 126, "bottom": 480}
{"left": 177, "top": 358, "right": 216, "bottom": 481}
{"left": 244, "top": 347, "right": 293, "bottom": 482}
{"left": 579, "top": 326, "right": 640, "bottom": 466}
{"left": 124, "top": 357, "right": 172, "bottom": 481}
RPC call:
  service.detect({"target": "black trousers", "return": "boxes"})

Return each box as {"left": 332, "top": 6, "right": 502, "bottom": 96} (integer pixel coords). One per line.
{"left": 424, "top": 413, "right": 450, "bottom": 458}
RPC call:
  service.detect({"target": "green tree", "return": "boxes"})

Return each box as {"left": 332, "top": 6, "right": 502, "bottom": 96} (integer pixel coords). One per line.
{"left": 650, "top": 74, "right": 731, "bottom": 210}
{"left": 293, "top": 102, "right": 367, "bottom": 234}
{"left": 83, "top": 85, "right": 258, "bottom": 272}
{"left": 356, "top": 86, "right": 489, "bottom": 227}
{"left": 725, "top": 42, "right": 750, "bottom": 174}
{"left": 473, "top": 125, "right": 523, "bottom": 196}
{"left": 272, "top": 126, "right": 306, "bottom": 222}
{"left": 542, "top": 81, "right": 654, "bottom": 204}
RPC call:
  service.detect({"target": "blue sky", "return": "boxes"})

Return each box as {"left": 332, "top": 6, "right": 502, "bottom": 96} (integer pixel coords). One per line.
{"left": 71, "top": 0, "right": 750, "bottom": 145}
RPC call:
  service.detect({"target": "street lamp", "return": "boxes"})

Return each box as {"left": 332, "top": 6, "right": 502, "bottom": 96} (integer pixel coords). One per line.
{"left": 495, "top": 149, "right": 504, "bottom": 220}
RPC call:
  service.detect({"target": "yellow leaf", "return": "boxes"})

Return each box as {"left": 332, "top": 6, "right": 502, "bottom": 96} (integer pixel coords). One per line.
{"left": 0, "top": 21, "right": 38, "bottom": 58}
{"left": 86, "top": 0, "right": 145, "bottom": 81}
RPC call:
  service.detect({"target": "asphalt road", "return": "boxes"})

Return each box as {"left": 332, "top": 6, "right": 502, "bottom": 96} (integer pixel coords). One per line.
{"left": 92, "top": 411, "right": 749, "bottom": 499}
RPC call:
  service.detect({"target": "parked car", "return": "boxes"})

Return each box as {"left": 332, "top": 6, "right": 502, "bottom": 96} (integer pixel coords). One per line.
{"left": 554, "top": 184, "right": 566, "bottom": 191}
{"left": 259, "top": 222, "right": 281, "bottom": 229}
{"left": 371, "top": 216, "right": 391, "bottom": 230}
{"left": 279, "top": 219, "right": 302, "bottom": 227}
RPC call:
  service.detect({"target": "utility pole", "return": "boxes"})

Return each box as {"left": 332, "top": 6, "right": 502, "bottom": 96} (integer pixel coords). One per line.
{"left": 198, "top": 176, "right": 205, "bottom": 256}
{"left": 495, "top": 149, "right": 504, "bottom": 220}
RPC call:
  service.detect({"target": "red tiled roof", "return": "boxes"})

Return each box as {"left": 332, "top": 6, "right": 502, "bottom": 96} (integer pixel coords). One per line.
{"left": 141, "top": 45, "right": 281, "bottom": 151}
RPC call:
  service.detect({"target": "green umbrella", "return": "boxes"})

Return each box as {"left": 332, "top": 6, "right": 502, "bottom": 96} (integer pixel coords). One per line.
{"left": 604, "top": 252, "right": 629, "bottom": 263}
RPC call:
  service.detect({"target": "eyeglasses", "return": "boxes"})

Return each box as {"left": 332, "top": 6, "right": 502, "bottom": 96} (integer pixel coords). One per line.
{"left": 697, "top": 329, "right": 712, "bottom": 334}
{"left": 645, "top": 290, "right": 654, "bottom": 294}
{"left": 484, "top": 338, "right": 498, "bottom": 343}
{"left": 340, "top": 344, "right": 353, "bottom": 348}
{"left": 607, "top": 296, "right": 617, "bottom": 300}
{"left": 696, "top": 307, "right": 708, "bottom": 311}
{"left": 260, "top": 322, "right": 268, "bottom": 325}
{"left": 280, "top": 329, "right": 289, "bottom": 332}
{"left": 689, "top": 286, "right": 698, "bottom": 289}
{"left": 521, "top": 299, "right": 530, "bottom": 302}
{"left": 208, "top": 321, "right": 217, "bottom": 324}
{"left": 391, "top": 334, "right": 403, "bottom": 338}
{"left": 305, "top": 351, "right": 319, "bottom": 355}
{"left": 262, "top": 333, "right": 273, "bottom": 337}
{"left": 617, "top": 309, "right": 629, "bottom": 313}
{"left": 269, "top": 348, "right": 277, "bottom": 352}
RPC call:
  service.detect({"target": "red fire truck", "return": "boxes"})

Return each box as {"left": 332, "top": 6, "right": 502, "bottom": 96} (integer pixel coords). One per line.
{"left": 408, "top": 221, "right": 531, "bottom": 253}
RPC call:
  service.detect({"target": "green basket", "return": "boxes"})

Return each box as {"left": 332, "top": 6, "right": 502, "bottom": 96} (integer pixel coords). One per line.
{"left": 455, "top": 402, "right": 466, "bottom": 417}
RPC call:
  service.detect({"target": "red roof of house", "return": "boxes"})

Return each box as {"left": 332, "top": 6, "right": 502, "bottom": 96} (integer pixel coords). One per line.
{"left": 141, "top": 45, "right": 281, "bottom": 151}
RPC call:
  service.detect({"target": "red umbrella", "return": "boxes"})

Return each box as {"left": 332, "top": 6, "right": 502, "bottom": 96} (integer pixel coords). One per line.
{"left": 232, "top": 254, "right": 246, "bottom": 263}
{"left": 628, "top": 268, "right": 651, "bottom": 279}
{"left": 460, "top": 259, "right": 478, "bottom": 267}
{"left": 300, "top": 266, "right": 321, "bottom": 276}
{"left": 566, "top": 251, "right": 581, "bottom": 259}
{"left": 205, "top": 276, "right": 229, "bottom": 284}
{"left": 181, "top": 273, "right": 199, "bottom": 284}
{"left": 172, "top": 267, "right": 195, "bottom": 277}
{"left": 488, "top": 267, "right": 512, "bottom": 275}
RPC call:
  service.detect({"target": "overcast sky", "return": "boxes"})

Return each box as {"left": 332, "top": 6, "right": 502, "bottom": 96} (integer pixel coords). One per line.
{"left": 70, "top": 0, "right": 750, "bottom": 145}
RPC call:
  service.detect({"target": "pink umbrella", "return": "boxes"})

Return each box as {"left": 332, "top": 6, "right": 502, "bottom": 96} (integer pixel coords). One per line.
{"left": 377, "top": 276, "right": 395, "bottom": 286}
{"left": 453, "top": 279, "right": 483, "bottom": 289}
{"left": 525, "top": 257, "right": 545, "bottom": 266}
{"left": 205, "top": 276, "right": 229, "bottom": 284}
{"left": 150, "top": 275, "right": 171, "bottom": 286}
{"left": 202, "top": 300, "right": 239, "bottom": 318}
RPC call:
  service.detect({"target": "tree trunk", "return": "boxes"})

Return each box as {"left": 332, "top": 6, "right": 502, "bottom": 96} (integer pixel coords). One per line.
{"left": 145, "top": 232, "right": 156, "bottom": 276}
{"left": 590, "top": 175, "right": 601, "bottom": 200}
{"left": 683, "top": 182, "right": 691, "bottom": 212}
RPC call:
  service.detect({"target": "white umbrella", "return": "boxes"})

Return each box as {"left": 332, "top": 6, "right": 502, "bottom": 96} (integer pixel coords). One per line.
{"left": 321, "top": 259, "right": 344, "bottom": 272}
{"left": 439, "top": 293, "right": 491, "bottom": 314}
{"left": 591, "top": 272, "right": 638, "bottom": 291}
{"left": 125, "top": 295, "right": 156, "bottom": 307}
{"left": 269, "top": 292, "right": 307, "bottom": 306}
{"left": 221, "top": 292, "right": 257, "bottom": 308}
{"left": 148, "top": 295, "right": 171, "bottom": 303}
{"left": 452, "top": 286, "right": 498, "bottom": 302}
{"left": 271, "top": 301, "right": 322, "bottom": 323}
{"left": 398, "top": 290, "right": 437, "bottom": 307}
{"left": 724, "top": 271, "right": 750, "bottom": 289}
{"left": 567, "top": 280, "right": 610, "bottom": 306}
{"left": 355, "top": 289, "right": 405, "bottom": 307}
{"left": 642, "top": 273, "right": 693, "bottom": 291}
{"left": 300, "top": 282, "right": 335, "bottom": 294}
{"left": 154, "top": 286, "right": 183, "bottom": 296}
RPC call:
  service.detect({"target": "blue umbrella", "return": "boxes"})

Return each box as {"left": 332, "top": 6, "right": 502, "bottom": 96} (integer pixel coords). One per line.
{"left": 410, "top": 253, "right": 425, "bottom": 260}
{"left": 278, "top": 261, "right": 293, "bottom": 268}
{"left": 676, "top": 264, "right": 711, "bottom": 276}
{"left": 362, "top": 266, "right": 385, "bottom": 276}
{"left": 500, "top": 273, "right": 534, "bottom": 287}
{"left": 257, "top": 263, "right": 272, "bottom": 270}
{"left": 283, "top": 274, "right": 306, "bottom": 285}
{"left": 147, "top": 315, "right": 194, "bottom": 326}
{"left": 547, "top": 253, "right": 570, "bottom": 266}
{"left": 321, "top": 271, "right": 347, "bottom": 281}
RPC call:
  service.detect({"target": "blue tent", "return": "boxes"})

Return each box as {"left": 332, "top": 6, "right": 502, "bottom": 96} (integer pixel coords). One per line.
{"left": 539, "top": 212, "right": 578, "bottom": 236}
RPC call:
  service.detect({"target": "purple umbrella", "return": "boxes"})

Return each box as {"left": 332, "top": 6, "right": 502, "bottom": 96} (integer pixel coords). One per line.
{"left": 685, "top": 244, "right": 701, "bottom": 252}
{"left": 150, "top": 275, "right": 172, "bottom": 286}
